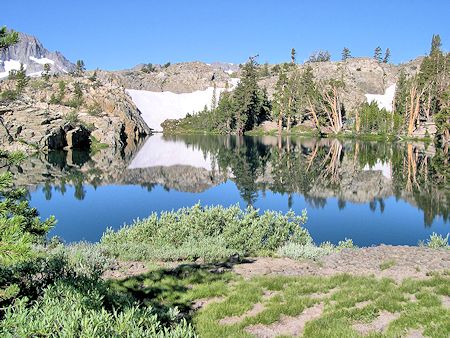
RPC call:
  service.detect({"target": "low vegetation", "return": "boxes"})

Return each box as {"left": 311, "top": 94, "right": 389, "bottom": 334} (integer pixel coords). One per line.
{"left": 100, "top": 204, "right": 311, "bottom": 261}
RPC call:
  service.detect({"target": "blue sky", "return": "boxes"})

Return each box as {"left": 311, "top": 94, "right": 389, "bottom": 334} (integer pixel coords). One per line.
{"left": 2, "top": 0, "right": 449, "bottom": 70}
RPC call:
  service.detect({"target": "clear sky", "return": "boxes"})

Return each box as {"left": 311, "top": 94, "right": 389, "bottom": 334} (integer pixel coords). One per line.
{"left": 2, "top": 0, "right": 449, "bottom": 70}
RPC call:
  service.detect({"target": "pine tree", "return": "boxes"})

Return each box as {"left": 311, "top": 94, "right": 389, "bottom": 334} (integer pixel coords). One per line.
{"left": 291, "top": 48, "right": 296, "bottom": 64}
{"left": 232, "top": 56, "right": 263, "bottom": 134}
{"left": 430, "top": 34, "right": 442, "bottom": 56}
{"left": 42, "top": 63, "right": 51, "bottom": 81}
{"left": 374, "top": 47, "right": 382, "bottom": 63}
{"left": 0, "top": 26, "right": 19, "bottom": 49}
{"left": 342, "top": 47, "right": 351, "bottom": 61}
{"left": 383, "top": 48, "right": 391, "bottom": 63}
{"left": 15, "top": 63, "right": 29, "bottom": 93}
{"left": 76, "top": 60, "right": 85, "bottom": 76}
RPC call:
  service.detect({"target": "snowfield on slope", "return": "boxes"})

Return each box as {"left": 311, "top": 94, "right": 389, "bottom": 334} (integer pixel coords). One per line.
{"left": 127, "top": 79, "right": 238, "bottom": 131}
{"left": 365, "top": 84, "right": 396, "bottom": 112}
{"left": 128, "top": 134, "right": 214, "bottom": 170}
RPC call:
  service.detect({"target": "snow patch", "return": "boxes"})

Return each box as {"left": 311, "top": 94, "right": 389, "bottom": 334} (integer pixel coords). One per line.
{"left": 127, "top": 79, "right": 239, "bottom": 131}
{"left": 226, "top": 69, "right": 234, "bottom": 74}
{"left": 363, "top": 160, "right": 392, "bottom": 179}
{"left": 0, "top": 59, "right": 23, "bottom": 79}
{"left": 365, "top": 84, "right": 396, "bottom": 112}
{"left": 128, "top": 134, "right": 214, "bottom": 170}
{"left": 29, "top": 56, "right": 55, "bottom": 65}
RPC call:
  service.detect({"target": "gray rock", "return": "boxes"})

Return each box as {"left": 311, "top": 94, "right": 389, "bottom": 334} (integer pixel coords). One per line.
{"left": 0, "top": 31, "right": 76, "bottom": 77}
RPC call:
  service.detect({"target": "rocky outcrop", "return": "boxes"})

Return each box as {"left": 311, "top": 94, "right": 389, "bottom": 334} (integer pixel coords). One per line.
{"left": 0, "top": 74, "right": 151, "bottom": 154}
{"left": 114, "top": 62, "right": 235, "bottom": 93}
{"left": 259, "top": 57, "right": 423, "bottom": 113}
{"left": 0, "top": 32, "right": 76, "bottom": 78}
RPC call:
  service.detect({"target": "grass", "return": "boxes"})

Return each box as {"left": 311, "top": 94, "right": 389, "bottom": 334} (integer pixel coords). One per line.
{"left": 108, "top": 264, "right": 450, "bottom": 337}
{"left": 380, "top": 259, "right": 396, "bottom": 271}
{"left": 193, "top": 272, "right": 450, "bottom": 337}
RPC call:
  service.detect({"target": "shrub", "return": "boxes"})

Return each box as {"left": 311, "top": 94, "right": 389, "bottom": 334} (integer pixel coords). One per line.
{"left": 87, "top": 101, "right": 102, "bottom": 116}
{"left": 101, "top": 204, "right": 310, "bottom": 261}
{"left": 0, "top": 282, "right": 196, "bottom": 337}
{"left": 0, "top": 89, "right": 18, "bottom": 102}
{"left": 419, "top": 233, "right": 449, "bottom": 249}
{"left": 277, "top": 242, "right": 334, "bottom": 261}
{"left": 277, "top": 239, "right": 358, "bottom": 261}
{"left": 64, "top": 111, "right": 79, "bottom": 124}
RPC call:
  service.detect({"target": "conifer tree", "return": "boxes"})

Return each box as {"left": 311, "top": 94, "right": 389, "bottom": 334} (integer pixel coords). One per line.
{"left": 232, "top": 56, "right": 264, "bottom": 134}
{"left": 75, "top": 60, "right": 85, "bottom": 76}
{"left": 15, "top": 63, "right": 29, "bottom": 93}
{"left": 0, "top": 26, "right": 19, "bottom": 49}
{"left": 383, "top": 48, "right": 391, "bottom": 63}
{"left": 291, "top": 48, "right": 296, "bottom": 64}
{"left": 42, "top": 63, "right": 51, "bottom": 81}
{"left": 374, "top": 46, "right": 382, "bottom": 62}
{"left": 342, "top": 47, "right": 351, "bottom": 61}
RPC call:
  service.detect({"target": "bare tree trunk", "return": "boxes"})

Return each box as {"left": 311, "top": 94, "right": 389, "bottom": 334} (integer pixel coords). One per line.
{"left": 307, "top": 97, "right": 320, "bottom": 130}
{"left": 278, "top": 115, "right": 283, "bottom": 135}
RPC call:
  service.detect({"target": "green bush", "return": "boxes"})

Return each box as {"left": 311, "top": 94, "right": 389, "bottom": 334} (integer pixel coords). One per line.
{"left": 277, "top": 239, "right": 358, "bottom": 261}
{"left": 419, "top": 233, "right": 449, "bottom": 249}
{"left": 1, "top": 282, "right": 196, "bottom": 337}
{"left": 0, "top": 89, "right": 18, "bottom": 102}
{"left": 64, "top": 110, "right": 79, "bottom": 124}
{"left": 101, "top": 204, "right": 310, "bottom": 261}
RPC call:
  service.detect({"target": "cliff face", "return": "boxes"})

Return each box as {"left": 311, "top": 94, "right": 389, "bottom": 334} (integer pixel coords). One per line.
{"left": 0, "top": 32, "right": 76, "bottom": 78}
{"left": 0, "top": 73, "right": 151, "bottom": 154}
{"left": 114, "top": 62, "right": 235, "bottom": 93}
{"left": 113, "top": 58, "right": 424, "bottom": 128}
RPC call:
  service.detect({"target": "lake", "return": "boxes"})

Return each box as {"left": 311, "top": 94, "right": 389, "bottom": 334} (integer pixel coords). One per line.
{"left": 9, "top": 134, "right": 449, "bottom": 246}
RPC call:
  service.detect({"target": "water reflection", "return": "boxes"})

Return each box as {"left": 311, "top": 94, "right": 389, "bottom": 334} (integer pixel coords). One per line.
{"left": 3, "top": 134, "right": 448, "bottom": 242}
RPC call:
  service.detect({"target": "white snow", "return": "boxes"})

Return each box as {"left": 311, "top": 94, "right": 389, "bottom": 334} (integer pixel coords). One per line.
{"left": 225, "top": 69, "right": 234, "bottom": 74}
{"left": 29, "top": 56, "right": 55, "bottom": 65}
{"left": 28, "top": 71, "right": 43, "bottom": 77}
{"left": 128, "top": 134, "right": 214, "bottom": 170}
{"left": 0, "top": 59, "right": 23, "bottom": 79}
{"left": 126, "top": 79, "right": 239, "bottom": 131}
{"left": 365, "top": 84, "right": 396, "bottom": 112}
{"left": 363, "top": 160, "right": 392, "bottom": 179}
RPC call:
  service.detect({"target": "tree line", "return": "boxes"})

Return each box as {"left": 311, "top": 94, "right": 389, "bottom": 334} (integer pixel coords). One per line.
{"left": 173, "top": 35, "right": 448, "bottom": 146}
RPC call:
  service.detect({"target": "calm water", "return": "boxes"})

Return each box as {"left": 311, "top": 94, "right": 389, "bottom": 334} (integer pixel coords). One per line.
{"left": 9, "top": 134, "right": 449, "bottom": 246}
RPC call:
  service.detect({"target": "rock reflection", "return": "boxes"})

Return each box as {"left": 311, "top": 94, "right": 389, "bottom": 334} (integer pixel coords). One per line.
{"left": 4, "top": 134, "right": 448, "bottom": 226}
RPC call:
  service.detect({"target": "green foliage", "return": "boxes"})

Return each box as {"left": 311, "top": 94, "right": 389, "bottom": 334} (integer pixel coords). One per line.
{"left": 65, "top": 81, "right": 84, "bottom": 108}
{"left": 0, "top": 26, "right": 19, "bottom": 49}
{"left": 419, "top": 233, "right": 449, "bottom": 249}
{"left": 196, "top": 273, "right": 450, "bottom": 338}
{"left": 308, "top": 50, "right": 331, "bottom": 63}
{"left": 49, "top": 80, "right": 66, "bottom": 105}
{"left": 358, "top": 101, "right": 394, "bottom": 134}
{"left": 165, "top": 57, "right": 270, "bottom": 135}
{"left": 142, "top": 63, "right": 156, "bottom": 73}
{"left": 379, "top": 259, "right": 396, "bottom": 270}
{"left": 75, "top": 59, "right": 85, "bottom": 76}
{"left": 341, "top": 47, "right": 351, "bottom": 61}
{"left": 277, "top": 239, "right": 357, "bottom": 261}
{"left": 383, "top": 47, "right": 391, "bottom": 63}
{"left": 374, "top": 46, "right": 382, "bottom": 62}
{"left": 0, "top": 172, "right": 56, "bottom": 266}
{"left": 101, "top": 204, "right": 310, "bottom": 261}
{"left": 42, "top": 63, "right": 51, "bottom": 81}
{"left": 9, "top": 63, "right": 29, "bottom": 94}
{"left": 0, "top": 89, "right": 18, "bottom": 102}
{"left": 163, "top": 62, "right": 171, "bottom": 68}
{"left": 87, "top": 101, "right": 103, "bottom": 116}
{"left": 64, "top": 110, "right": 79, "bottom": 124}
{"left": 1, "top": 278, "right": 196, "bottom": 337}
